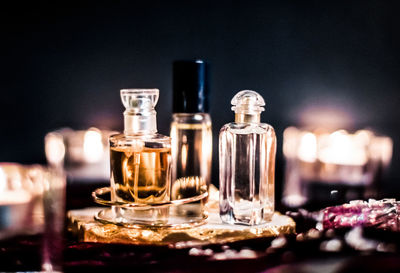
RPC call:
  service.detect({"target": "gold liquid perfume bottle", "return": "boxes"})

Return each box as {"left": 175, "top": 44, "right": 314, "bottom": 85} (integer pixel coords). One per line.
{"left": 170, "top": 60, "right": 212, "bottom": 199}
{"left": 109, "top": 89, "right": 172, "bottom": 205}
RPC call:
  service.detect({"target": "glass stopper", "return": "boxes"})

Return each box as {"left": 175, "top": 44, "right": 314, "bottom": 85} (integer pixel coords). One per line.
{"left": 231, "top": 90, "right": 265, "bottom": 114}
{"left": 120, "top": 89, "right": 159, "bottom": 114}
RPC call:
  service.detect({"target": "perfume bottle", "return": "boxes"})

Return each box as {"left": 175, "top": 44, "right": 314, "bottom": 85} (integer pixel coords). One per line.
{"left": 109, "top": 89, "right": 172, "bottom": 205}
{"left": 170, "top": 60, "right": 212, "bottom": 198}
{"left": 219, "top": 90, "right": 276, "bottom": 225}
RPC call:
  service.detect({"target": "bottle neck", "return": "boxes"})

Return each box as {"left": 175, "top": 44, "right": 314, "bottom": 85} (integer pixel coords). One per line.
{"left": 124, "top": 111, "right": 157, "bottom": 135}
{"left": 235, "top": 113, "right": 260, "bottom": 123}
{"left": 172, "top": 112, "right": 211, "bottom": 125}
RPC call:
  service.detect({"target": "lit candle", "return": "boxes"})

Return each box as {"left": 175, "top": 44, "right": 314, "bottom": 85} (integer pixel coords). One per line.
{"left": 83, "top": 129, "right": 105, "bottom": 163}
{"left": 282, "top": 127, "right": 393, "bottom": 207}
{"left": 45, "top": 128, "right": 115, "bottom": 182}
{"left": 0, "top": 165, "right": 34, "bottom": 233}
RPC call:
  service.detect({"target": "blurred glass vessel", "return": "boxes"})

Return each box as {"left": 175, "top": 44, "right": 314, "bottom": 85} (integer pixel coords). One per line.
{"left": 170, "top": 60, "right": 212, "bottom": 196}
{"left": 0, "top": 163, "right": 66, "bottom": 272}
{"left": 282, "top": 127, "right": 393, "bottom": 208}
{"left": 109, "top": 89, "right": 172, "bottom": 206}
{"left": 45, "top": 127, "right": 114, "bottom": 182}
{"left": 219, "top": 90, "right": 276, "bottom": 225}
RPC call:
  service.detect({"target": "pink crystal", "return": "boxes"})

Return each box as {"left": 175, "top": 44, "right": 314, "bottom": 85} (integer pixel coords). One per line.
{"left": 322, "top": 199, "right": 400, "bottom": 231}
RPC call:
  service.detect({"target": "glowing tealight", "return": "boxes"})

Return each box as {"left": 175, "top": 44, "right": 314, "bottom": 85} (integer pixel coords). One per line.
{"left": 83, "top": 128, "right": 104, "bottom": 163}
{"left": 282, "top": 126, "right": 393, "bottom": 207}
{"left": 318, "top": 130, "right": 368, "bottom": 166}
{"left": 45, "top": 133, "right": 66, "bottom": 166}
{"left": 297, "top": 132, "right": 317, "bottom": 163}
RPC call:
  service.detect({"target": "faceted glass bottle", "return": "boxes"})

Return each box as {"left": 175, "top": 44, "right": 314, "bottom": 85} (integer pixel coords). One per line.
{"left": 109, "top": 89, "right": 172, "bottom": 207}
{"left": 219, "top": 90, "right": 276, "bottom": 225}
{"left": 170, "top": 60, "right": 212, "bottom": 199}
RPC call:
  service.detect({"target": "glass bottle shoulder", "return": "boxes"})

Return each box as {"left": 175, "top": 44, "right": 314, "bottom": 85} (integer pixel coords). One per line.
{"left": 220, "top": 122, "right": 275, "bottom": 135}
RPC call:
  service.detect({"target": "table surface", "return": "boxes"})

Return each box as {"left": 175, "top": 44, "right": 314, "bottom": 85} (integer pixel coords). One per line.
{"left": 1, "top": 182, "right": 400, "bottom": 273}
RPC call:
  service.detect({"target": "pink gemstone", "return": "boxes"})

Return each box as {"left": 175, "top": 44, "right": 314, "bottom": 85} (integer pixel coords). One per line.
{"left": 322, "top": 199, "right": 400, "bottom": 231}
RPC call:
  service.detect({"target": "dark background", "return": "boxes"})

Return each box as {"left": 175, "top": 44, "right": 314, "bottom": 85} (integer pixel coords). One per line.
{"left": 1, "top": 1, "right": 399, "bottom": 194}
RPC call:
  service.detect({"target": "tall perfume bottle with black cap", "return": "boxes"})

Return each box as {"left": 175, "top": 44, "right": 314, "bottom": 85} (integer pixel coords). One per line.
{"left": 170, "top": 60, "right": 212, "bottom": 199}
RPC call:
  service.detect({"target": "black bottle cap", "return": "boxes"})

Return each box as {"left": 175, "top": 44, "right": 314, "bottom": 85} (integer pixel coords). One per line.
{"left": 173, "top": 60, "right": 209, "bottom": 113}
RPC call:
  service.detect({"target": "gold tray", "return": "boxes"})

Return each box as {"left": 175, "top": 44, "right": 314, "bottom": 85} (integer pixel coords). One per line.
{"left": 67, "top": 207, "right": 295, "bottom": 247}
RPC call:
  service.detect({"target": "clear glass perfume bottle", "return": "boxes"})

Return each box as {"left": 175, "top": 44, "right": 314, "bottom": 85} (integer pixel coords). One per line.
{"left": 219, "top": 90, "right": 276, "bottom": 225}
{"left": 109, "top": 89, "right": 172, "bottom": 205}
{"left": 170, "top": 60, "right": 212, "bottom": 198}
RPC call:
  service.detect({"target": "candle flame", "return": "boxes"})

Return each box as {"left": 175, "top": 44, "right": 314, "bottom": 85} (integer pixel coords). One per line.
{"left": 319, "top": 130, "right": 368, "bottom": 166}
{"left": 297, "top": 132, "right": 317, "bottom": 163}
{"left": 371, "top": 136, "right": 393, "bottom": 168}
{"left": 83, "top": 128, "right": 104, "bottom": 163}
{"left": 291, "top": 128, "right": 372, "bottom": 166}
{"left": 45, "top": 133, "right": 66, "bottom": 166}
{"left": 0, "top": 165, "right": 32, "bottom": 205}
{"left": 283, "top": 127, "right": 300, "bottom": 158}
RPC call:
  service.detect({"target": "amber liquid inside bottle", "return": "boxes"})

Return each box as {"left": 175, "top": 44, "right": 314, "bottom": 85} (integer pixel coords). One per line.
{"left": 110, "top": 146, "right": 171, "bottom": 204}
